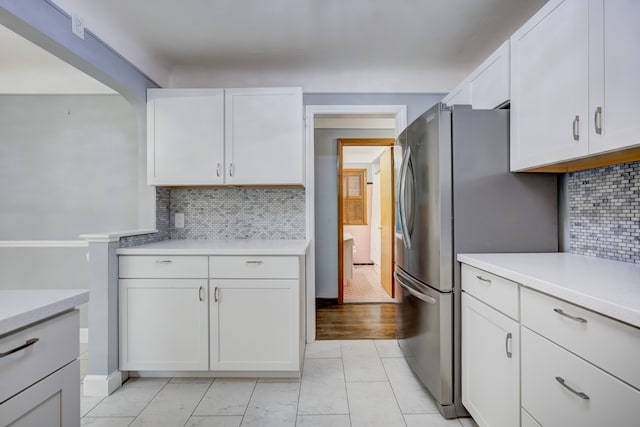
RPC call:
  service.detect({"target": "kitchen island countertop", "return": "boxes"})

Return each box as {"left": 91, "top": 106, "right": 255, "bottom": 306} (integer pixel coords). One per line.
{"left": 116, "top": 239, "right": 310, "bottom": 256}
{"left": 457, "top": 252, "right": 640, "bottom": 328}
{"left": 0, "top": 289, "right": 89, "bottom": 336}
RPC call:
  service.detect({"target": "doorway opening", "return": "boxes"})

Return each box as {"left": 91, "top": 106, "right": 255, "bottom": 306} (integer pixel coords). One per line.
{"left": 338, "top": 139, "right": 396, "bottom": 305}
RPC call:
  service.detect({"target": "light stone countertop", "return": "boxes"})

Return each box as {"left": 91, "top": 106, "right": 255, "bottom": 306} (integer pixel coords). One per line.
{"left": 116, "top": 239, "right": 310, "bottom": 256}
{"left": 0, "top": 289, "right": 89, "bottom": 336}
{"left": 457, "top": 252, "right": 640, "bottom": 328}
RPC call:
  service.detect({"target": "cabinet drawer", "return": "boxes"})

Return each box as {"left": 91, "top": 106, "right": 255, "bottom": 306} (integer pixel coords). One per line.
{"left": 461, "top": 264, "right": 519, "bottom": 320}
{"left": 209, "top": 256, "right": 298, "bottom": 279}
{"left": 119, "top": 255, "right": 208, "bottom": 278}
{"left": 521, "top": 287, "right": 640, "bottom": 389}
{"left": 521, "top": 327, "right": 640, "bottom": 427}
{"left": 0, "top": 310, "right": 78, "bottom": 403}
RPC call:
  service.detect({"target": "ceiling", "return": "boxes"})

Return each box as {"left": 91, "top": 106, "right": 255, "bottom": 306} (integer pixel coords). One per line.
{"left": 0, "top": 25, "right": 114, "bottom": 94}
{"left": 50, "top": 0, "right": 547, "bottom": 91}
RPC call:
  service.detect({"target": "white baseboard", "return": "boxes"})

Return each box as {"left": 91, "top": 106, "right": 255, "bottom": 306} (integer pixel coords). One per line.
{"left": 83, "top": 371, "right": 123, "bottom": 397}
{"left": 79, "top": 328, "right": 89, "bottom": 343}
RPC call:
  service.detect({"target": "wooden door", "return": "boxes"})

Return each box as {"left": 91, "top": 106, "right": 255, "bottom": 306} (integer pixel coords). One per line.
{"left": 380, "top": 147, "right": 394, "bottom": 297}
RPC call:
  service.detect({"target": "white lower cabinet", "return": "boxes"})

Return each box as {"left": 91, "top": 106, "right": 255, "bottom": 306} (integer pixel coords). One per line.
{"left": 521, "top": 409, "right": 542, "bottom": 427}
{"left": 461, "top": 292, "right": 520, "bottom": 427}
{"left": 119, "top": 279, "right": 209, "bottom": 371}
{"left": 0, "top": 310, "right": 80, "bottom": 427}
{"left": 118, "top": 253, "right": 304, "bottom": 375}
{"left": 521, "top": 327, "right": 640, "bottom": 427}
{"left": 210, "top": 279, "right": 299, "bottom": 371}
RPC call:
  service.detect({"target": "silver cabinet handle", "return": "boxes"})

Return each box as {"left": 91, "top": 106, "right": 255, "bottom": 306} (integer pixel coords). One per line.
{"left": 505, "top": 332, "right": 512, "bottom": 358}
{"left": 216, "top": 163, "right": 221, "bottom": 177}
{"left": 198, "top": 286, "right": 204, "bottom": 302}
{"left": 214, "top": 286, "right": 219, "bottom": 302}
{"left": 476, "top": 275, "right": 492, "bottom": 284}
{"left": 553, "top": 308, "right": 587, "bottom": 323}
{"left": 1, "top": 338, "right": 39, "bottom": 358}
{"left": 155, "top": 260, "right": 172, "bottom": 264}
{"left": 555, "top": 376, "right": 590, "bottom": 400}
{"left": 229, "top": 163, "right": 233, "bottom": 177}
{"left": 245, "top": 260, "right": 263, "bottom": 264}
{"left": 594, "top": 107, "right": 602, "bottom": 135}
{"left": 572, "top": 115, "right": 580, "bottom": 141}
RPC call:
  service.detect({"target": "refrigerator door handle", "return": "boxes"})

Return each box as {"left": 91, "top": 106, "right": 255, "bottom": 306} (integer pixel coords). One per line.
{"left": 395, "top": 272, "right": 436, "bottom": 304}
{"left": 398, "top": 146, "right": 412, "bottom": 249}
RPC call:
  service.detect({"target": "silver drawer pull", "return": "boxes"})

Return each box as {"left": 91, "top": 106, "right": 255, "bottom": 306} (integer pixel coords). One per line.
{"left": 155, "top": 260, "right": 172, "bottom": 264}
{"left": 246, "top": 260, "right": 263, "bottom": 264}
{"left": 572, "top": 115, "right": 580, "bottom": 141}
{"left": 1, "top": 338, "right": 39, "bottom": 358}
{"left": 555, "top": 376, "right": 590, "bottom": 400}
{"left": 476, "top": 275, "right": 492, "bottom": 284}
{"left": 594, "top": 107, "right": 602, "bottom": 135}
{"left": 505, "top": 333, "right": 513, "bottom": 358}
{"left": 198, "top": 286, "right": 204, "bottom": 302}
{"left": 553, "top": 308, "right": 587, "bottom": 323}
{"left": 214, "top": 286, "right": 219, "bottom": 302}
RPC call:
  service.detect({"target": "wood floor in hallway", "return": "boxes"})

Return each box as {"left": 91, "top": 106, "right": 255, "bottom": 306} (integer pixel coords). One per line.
{"left": 316, "top": 302, "right": 397, "bottom": 340}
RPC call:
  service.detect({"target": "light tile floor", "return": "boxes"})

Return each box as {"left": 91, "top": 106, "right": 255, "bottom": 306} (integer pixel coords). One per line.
{"left": 80, "top": 340, "right": 479, "bottom": 427}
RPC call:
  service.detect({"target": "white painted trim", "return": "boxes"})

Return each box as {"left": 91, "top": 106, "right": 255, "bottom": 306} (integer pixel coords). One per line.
{"left": 82, "top": 371, "right": 123, "bottom": 397}
{"left": 79, "top": 229, "right": 158, "bottom": 243}
{"left": 0, "top": 240, "right": 88, "bottom": 248}
{"left": 304, "top": 104, "right": 407, "bottom": 343}
{"left": 314, "top": 117, "right": 396, "bottom": 129}
{"left": 79, "top": 328, "right": 89, "bottom": 344}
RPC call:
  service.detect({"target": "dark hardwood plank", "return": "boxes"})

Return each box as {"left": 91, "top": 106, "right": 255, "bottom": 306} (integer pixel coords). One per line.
{"left": 316, "top": 302, "right": 397, "bottom": 340}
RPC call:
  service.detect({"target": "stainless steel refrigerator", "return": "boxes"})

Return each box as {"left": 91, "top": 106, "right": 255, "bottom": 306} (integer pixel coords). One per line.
{"left": 394, "top": 103, "right": 557, "bottom": 418}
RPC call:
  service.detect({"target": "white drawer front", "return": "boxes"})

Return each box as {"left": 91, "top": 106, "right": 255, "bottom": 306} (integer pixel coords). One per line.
{"left": 461, "top": 264, "right": 519, "bottom": 320}
{"left": 521, "top": 327, "right": 640, "bottom": 427}
{"left": 0, "top": 310, "right": 78, "bottom": 403}
{"left": 209, "top": 256, "right": 298, "bottom": 279}
{"left": 521, "top": 287, "right": 640, "bottom": 389}
{"left": 119, "top": 255, "right": 208, "bottom": 278}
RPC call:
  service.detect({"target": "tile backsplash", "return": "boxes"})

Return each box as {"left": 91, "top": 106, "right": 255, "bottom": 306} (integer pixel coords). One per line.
{"left": 169, "top": 188, "right": 305, "bottom": 240}
{"left": 568, "top": 160, "right": 640, "bottom": 263}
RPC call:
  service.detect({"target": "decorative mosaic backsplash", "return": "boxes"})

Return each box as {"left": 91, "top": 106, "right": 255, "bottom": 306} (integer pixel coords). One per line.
{"left": 169, "top": 188, "right": 305, "bottom": 240}
{"left": 119, "top": 188, "right": 170, "bottom": 247}
{"left": 568, "top": 160, "right": 640, "bottom": 263}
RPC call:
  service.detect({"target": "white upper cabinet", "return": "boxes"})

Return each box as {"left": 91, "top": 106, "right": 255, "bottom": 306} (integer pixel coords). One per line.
{"left": 510, "top": 0, "right": 640, "bottom": 171}
{"left": 148, "top": 89, "right": 225, "bottom": 186}
{"left": 442, "top": 40, "right": 510, "bottom": 109}
{"left": 588, "top": 0, "right": 640, "bottom": 154}
{"left": 225, "top": 87, "right": 304, "bottom": 186}
{"left": 147, "top": 87, "right": 304, "bottom": 186}
{"left": 510, "top": 0, "right": 589, "bottom": 171}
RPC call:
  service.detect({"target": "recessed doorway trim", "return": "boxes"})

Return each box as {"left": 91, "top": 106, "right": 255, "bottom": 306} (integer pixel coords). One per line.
{"left": 305, "top": 104, "right": 407, "bottom": 342}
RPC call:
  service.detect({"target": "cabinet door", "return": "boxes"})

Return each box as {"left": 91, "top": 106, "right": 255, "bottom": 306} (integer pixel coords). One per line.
{"left": 0, "top": 360, "right": 79, "bottom": 427}
{"left": 119, "top": 279, "right": 209, "bottom": 370}
{"left": 442, "top": 82, "right": 471, "bottom": 106}
{"left": 462, "top": 293, "right": 519, "bottom": 427}
{"left": 469, "top": 40, "right": 510, "bottom": 109}
{"left": 148, "top": 89, "right": 224, "bottom": 185}
{"left": 510, "top": 0, "right": 589, "bottom": 171}
{"left": 210, "top": 279, "right": 299, "bottom": 371}
{"left": 225, "top": 87, "right": 303, "bottom": 186}
{"left": 588, "top": 0, "right": 640, "bottom": 154}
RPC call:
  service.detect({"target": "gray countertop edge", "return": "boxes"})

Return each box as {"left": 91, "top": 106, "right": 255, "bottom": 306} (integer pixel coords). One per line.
{"left": 0, "top": 290, "right": 89, "bottom": 336}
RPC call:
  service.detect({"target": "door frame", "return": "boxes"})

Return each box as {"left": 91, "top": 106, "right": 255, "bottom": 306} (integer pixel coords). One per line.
{"left": 304, "top": 104, "right": 407, "bottom": 342}
{"left": 337, "top": 138, "right": 395, "bottom": 304}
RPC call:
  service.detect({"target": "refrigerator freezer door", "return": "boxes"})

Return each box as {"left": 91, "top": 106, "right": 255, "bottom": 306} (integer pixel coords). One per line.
{"left": 395, "top": 267, "right": 453, "bottom": 413}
